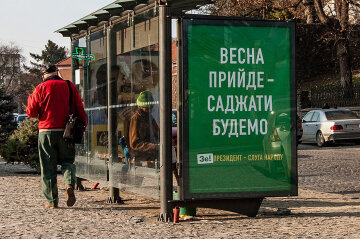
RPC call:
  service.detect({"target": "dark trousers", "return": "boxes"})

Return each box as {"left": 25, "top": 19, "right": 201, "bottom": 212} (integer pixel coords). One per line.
{"left": 38, "top": 131, "right": 75, "bottom": 206}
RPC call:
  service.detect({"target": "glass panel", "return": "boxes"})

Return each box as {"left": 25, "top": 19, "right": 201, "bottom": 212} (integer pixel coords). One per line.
{"left": 73, "top": 36, "right": 89, "bottom": 180}
{"left": 325, "top": 110, "right": 360, "bottom": 120}
{"left": 73, "top": 7, "right": 161, "bottom": 198}
{"left": 311, "top": 112, "right": 320, "bottom": 122}
{"left": 110, "top": 8, "right": 160, "bottom": 199}
{"left": 303, "top": 112, "right": 313, "bottom": 122}
{"left": 86, "top": 30, "right": 108, "bottom": 183}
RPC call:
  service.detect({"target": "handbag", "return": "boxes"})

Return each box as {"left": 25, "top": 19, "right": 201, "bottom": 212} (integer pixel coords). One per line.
{"left": 63, "top": 80, "right": 85, "bottom": 143}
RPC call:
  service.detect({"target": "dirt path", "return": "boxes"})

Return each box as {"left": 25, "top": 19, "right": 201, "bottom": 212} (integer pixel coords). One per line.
{"left": 1, "top": 159, "right": 359, "bottom": 238}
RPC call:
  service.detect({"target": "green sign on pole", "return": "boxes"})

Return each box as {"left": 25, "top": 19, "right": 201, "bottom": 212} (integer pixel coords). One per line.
{"left": 72, "top": 47, "right": 95, "bottom": 66}
{"left": 182, "top": 18, "right": 297, "bottom": 199}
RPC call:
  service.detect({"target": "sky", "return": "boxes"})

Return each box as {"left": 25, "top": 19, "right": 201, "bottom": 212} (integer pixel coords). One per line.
{"left": 0, "top": 0, "right": 115, "bottom": 65}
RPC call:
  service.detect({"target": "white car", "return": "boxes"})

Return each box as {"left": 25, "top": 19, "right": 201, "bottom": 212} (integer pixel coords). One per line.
{"left": 16, "top": 114, "right": 29, "bottom": 126}
{"left": 301, "top": 109, "right": 360, "bottom": 147}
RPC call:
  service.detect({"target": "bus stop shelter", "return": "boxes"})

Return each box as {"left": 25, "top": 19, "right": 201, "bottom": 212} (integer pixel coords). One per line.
{"left": 57, "top": 0, "right": 297, "bottom": 222}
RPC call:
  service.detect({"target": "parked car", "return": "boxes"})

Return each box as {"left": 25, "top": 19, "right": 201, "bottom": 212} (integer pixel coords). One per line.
{"left": 262, "top": 111, "right": 294, "bottom": 178}
{"left": 17, "top": 114, "right": 28, "bottom": 122}
{"left": 11, "top": 114, "right": 29, "bottom": 127}
{"left": 16, "top": 114, "right": 29, "bottom": 126}
{"left": 301, "top": 109, "right": 360, "bottom": 146}
{"left": 12, "top": 113, "right": 18, "bottom": 123}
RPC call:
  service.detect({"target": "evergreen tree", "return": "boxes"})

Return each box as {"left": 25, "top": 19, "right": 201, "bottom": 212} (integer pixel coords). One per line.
{"left": 26, "top": 40, "right": 67, "bottom": 75}
{"left": 0, "top": 118, "right": 40, "bottom": 172}
{"left": 0, "top": 84, "right": 18, "bottom": 145}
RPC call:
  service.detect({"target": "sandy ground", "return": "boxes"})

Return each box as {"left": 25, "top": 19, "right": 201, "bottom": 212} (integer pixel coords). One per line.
{"left": 1, "top": 159, "right": 360, "bottom": 238}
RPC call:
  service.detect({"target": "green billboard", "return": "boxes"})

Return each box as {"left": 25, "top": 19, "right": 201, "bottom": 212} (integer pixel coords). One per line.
{"left": 181, "top": 18, "right": 297, "bottom": 200}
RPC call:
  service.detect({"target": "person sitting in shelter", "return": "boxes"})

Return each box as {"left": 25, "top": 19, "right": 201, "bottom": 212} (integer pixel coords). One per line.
{"left": 129, "top": 90, "right": 159, "bottom": 167}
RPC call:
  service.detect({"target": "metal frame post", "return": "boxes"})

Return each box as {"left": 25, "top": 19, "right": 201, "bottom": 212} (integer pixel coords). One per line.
{"left": 71, "top": 39, "right": 86, "bottom": 191}
{"left": 158, "top": 4, "right": 173, "bottom": 222}
{"left": 107, "top": 26, "right": 122, "bottom": 204}
{"left": 70, "top": 38, "right": 75, "bottom": 84}
{"left": 176, "top": 18, "right": 183, "bottom": 199}
{"left": 85, "top": 35, "right": 91, "bottom": 174}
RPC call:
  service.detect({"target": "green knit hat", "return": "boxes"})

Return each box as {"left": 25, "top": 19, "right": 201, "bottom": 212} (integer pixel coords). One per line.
{"left": 137, "top": 90, "right": 154, "bottom": 108}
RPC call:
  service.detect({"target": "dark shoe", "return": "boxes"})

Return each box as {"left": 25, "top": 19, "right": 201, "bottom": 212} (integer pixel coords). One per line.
{"left": 45, "top": 203, "right": 58, "bottom": 209}
{"left": 66, "top": 184, "right": 76, "bottom": 207}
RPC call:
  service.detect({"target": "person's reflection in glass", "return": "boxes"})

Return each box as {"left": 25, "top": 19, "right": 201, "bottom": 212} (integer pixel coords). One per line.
{"left": 131, "top": 59, "right": 159, "bottom": 123}
{"left": 129, "top": 91, "right": 159, "bottom": 168}
{"left": 117, "top": 58, "right": 159, "bottom": 164}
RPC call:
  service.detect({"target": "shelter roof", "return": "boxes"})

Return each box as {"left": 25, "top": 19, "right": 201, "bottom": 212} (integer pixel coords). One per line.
{"left": 56, "top": 0, "right": 212, "bottom": 37}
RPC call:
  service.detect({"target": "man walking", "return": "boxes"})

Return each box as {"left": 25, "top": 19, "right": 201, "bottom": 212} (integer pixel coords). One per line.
{"left": 27, "top": 65, "right": 87, "bottom": 208}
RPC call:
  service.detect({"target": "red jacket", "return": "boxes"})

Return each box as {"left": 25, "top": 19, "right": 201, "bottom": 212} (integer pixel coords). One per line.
{"left": 26, "top": 75, "right": 87, "bottom": 130}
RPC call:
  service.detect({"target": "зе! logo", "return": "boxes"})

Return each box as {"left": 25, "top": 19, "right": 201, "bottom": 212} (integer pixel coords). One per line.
{"left": 197, "top": 153, "right": 214, "bottom": 164}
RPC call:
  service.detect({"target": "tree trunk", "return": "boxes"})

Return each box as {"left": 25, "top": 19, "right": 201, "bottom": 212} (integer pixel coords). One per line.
{"left": 314, "top": 0, "right": 330, "bottom": 24}
{"left": 337, "top": 38, "right": 353, "bottom": 98}
{"left": 303, "top": 0, "right": 316, "bottom": 24}
{"left": 335, "top": 0, "right": 352, "bottom": 98}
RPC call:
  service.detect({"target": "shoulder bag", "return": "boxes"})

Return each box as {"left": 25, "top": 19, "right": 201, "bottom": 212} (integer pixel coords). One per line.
{"left": 63, "top": 81, "right": 85, "bottom": 144}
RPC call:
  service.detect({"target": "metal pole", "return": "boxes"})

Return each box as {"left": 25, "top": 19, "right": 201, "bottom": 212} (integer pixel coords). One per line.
{"left": 70, "top": 38, "right": 75, "bottom": 84}
{"left": 107, "top": 26, "right": 122, "bottom": 204}
{"left": 176, "top": 18, "right": 183, "bottom": 199}
{"left": 158, "top": 4, "right": 173, "bottom": 222}
{"left": 71, "top": 39, "right": 84, "bottom": 191}
{"left": 85, "top": 35, "right": 91, "bottom": 166}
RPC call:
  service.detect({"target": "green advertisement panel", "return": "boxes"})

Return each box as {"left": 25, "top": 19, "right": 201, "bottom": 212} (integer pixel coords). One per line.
{"left": 182, "top": 18, "right": 297, "bottom": 200}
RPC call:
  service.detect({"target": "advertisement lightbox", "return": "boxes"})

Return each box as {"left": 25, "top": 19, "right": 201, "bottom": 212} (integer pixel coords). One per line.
{"left": 181, "top": 17, "right": 297, "bottom": 200}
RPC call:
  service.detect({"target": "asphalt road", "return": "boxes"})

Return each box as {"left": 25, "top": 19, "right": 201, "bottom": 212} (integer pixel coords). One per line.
{"left": 298, "top": 142, "right": 360, "bottom": 197}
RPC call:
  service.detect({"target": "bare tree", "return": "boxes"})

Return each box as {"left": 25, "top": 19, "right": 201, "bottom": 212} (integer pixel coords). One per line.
{"left": 210, "top": 0, "right": 360, "bottom": 97}
{"left": 14, "top": 72, "right": 42, "bottom": 113}
{"left": 209, "top": 0, "right": 302, "bottom": 20}
{"left": 313, "top": 0, "right": 357, "bottom": 97}
{"left": 0, "top": 43, "right": 41, "bottom": 113}
{"left": 303, "top": 0, "right": 316, "bottom": 23}
{"left": 0, "top": 43, "right": 24, "bottom": 95}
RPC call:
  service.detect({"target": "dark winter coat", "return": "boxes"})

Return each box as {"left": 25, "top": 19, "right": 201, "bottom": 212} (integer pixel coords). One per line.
{"left": 129, "top": 108, "right": 159, "bottom": 162}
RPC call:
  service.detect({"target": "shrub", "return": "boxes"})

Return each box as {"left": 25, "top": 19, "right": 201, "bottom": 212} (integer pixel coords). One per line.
{"left": 0, "top": 118, "right": 40, "bottom": 172}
